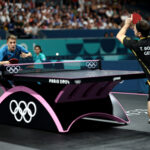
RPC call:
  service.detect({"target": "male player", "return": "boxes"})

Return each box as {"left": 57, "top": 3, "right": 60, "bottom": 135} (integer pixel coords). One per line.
{"left": 116, "top": 16, "right": 150, "bottom": 123}
{"left": 0, "top": 35, "right": 32, "bottom": 65}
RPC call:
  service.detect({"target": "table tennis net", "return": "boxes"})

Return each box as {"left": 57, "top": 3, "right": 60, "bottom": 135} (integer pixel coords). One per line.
{"left": 2, "top": 60, "right": 101, "bottom": 74}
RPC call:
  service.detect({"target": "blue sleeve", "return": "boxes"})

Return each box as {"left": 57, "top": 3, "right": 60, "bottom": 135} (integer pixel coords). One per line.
{"left": 17, "top": 45, "right": 29, "bottom": 53}
{"left": 0, "top": 46, "right": 7, "bottom": 61}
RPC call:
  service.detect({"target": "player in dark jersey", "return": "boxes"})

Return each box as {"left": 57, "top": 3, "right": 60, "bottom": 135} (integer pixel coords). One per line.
{"left": 116, "top": 16, "right": 150, "bottom": 123}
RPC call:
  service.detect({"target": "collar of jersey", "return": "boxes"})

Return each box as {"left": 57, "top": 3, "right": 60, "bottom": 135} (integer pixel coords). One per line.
{"left": 140, "top": 35, "right": 150, "bottom": 40}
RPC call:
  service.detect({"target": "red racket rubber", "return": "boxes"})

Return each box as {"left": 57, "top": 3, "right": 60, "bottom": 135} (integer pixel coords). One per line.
{"left": 9, "top": 58, "right": 19, "bottom": 64}
{"left": 132, "top": 13, "right": 142, "bottom": 24}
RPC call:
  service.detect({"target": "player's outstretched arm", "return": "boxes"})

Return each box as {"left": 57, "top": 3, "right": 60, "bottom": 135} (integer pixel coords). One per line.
{"left": 0, "top": 61, "right": 10, "bottom": 65}
{"left": 116, "top": 17, "right": 132, "bottom": 43}
{"left": 20, "top": 52, "right": 32, "bottom": 58}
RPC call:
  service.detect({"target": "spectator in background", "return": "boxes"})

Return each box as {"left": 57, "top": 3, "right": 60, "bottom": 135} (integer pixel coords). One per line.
{"left": 33, "top": 45, "right": 46, "bottom": 69}
{"left": 7, "top": 16, "right": 15, "bottom": 34}
{"left": 0, "top": 0, "right": 150, "bottom": 36}
{"left": 105, "top": 6, "right": 114, "bottom": 19}
{"left": 110, "top": 32, "right": 114, "bottom": 37}
{"left": 14, "top": 24, "right": 26, "bottom": 38}
{"left": 120, "top": 10, "right": 129, "bottom": 22}
{"left": 24, "top": 23, "right": 32, "bottom": 38}
{"left": 72, "top": 0, "right": 79, "bottom": 7}
{"left": 104, "top": 32, "right": 109, "bottom": 37}
{"left": 33, "top": 45, "right": 46, "bottom": 63}
{"left": 31, "top": 23, "right": 39, "bottom": 38}
{"left": 78, "top": 0, "right": 85, "bottom": 12}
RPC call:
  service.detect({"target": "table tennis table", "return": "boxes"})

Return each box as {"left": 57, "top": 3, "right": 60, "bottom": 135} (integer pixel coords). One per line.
{"left": 0, "top": 61, "right": 146, "bottom": 133}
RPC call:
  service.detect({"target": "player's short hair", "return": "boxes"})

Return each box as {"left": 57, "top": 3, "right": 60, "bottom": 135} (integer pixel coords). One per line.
{"left": 136, "top": 19, "right": 150, "bottom": 37}
{"left": 7, "top": 35, "right": 17, "bottom": 41}
{"left": 34, "top": 45, "right": 42, "bottom": 52}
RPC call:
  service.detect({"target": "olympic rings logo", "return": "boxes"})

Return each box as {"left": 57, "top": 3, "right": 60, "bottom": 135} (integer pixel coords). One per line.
{"left": 86, "top": 61, "right": 98, "bottom": 69}
{"left": 6, "top": 66, "right": 21, "bottom": 74}
{"left": 9, "top": 100, "right": 37, "bottom": 123}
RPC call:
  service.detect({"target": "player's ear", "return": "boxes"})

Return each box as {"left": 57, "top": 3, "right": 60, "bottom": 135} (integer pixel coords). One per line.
{"left": 138, "top": 31, "right": 142, "bottom": 37}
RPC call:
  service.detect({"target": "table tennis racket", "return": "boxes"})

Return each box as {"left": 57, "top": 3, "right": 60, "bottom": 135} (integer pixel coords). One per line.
{"left": 132, "top": 12, "right": 142, "bottom": 24}
{"left": 9, "top": 58, "right": 19, "bottom": 64}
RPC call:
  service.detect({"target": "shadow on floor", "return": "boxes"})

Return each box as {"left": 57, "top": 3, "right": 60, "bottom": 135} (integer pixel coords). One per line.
{"left": 0, "top": 119, "right": 150, "bottom": 150}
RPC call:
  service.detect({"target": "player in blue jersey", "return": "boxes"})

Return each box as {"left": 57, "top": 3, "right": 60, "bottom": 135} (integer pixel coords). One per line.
{"left": 0, "top": 35, "right": 32, "bottom": 65}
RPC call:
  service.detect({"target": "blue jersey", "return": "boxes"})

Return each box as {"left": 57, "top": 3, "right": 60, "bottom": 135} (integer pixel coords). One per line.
{"left": 0, "top": 44, "right": 29, "bottom": 61}
{"left": 33, "top": 53, "right": 46, "bottom": 63}
{"left": 33, "top": 53, "right": 46, "bottom": 69}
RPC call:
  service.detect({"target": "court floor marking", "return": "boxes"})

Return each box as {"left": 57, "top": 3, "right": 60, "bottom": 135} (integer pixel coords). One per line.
{"left": 0, "top": 141, "right": 39, "bottom": 150}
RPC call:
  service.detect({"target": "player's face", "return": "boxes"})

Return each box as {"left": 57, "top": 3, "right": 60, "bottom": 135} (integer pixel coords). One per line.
{"left": 7, "top": 39, "right": 16, "bottom": 51}
{"left": 34, "top": 47, "right": 40, "bottom": 54}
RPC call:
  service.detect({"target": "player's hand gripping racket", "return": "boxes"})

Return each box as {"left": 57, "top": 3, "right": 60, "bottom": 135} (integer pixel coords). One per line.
{"left": 9, "top": 58, "right": 19, "bottom": 64}
{"left": 132, "top": 12, "right": 142, "bottom": 24}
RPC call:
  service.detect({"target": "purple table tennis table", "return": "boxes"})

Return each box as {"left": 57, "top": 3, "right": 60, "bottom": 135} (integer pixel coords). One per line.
{"left": 0, "top": 69, "right": 146, "bottom": 133}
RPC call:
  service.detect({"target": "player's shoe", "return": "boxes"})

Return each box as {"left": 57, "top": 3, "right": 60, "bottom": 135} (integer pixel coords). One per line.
{"left": 148, "top": 119, "right": 150, "bottom": 124}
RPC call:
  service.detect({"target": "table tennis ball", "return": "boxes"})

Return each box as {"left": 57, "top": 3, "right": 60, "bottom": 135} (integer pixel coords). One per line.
{"left": 56, "top": 52, "right": 59, "bottom": 56}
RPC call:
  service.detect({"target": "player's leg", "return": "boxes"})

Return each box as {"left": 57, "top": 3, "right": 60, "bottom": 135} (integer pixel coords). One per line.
{"left": 148, "top": 86, "right": 150, "bottom": 123}
{"left": 148, "top": 101, "right": 150, "bottom": 123}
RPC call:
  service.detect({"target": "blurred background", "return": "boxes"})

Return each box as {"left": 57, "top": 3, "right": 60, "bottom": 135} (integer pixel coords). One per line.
{"left": 0, "top": 0, "right": 150, "bottom": 93}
